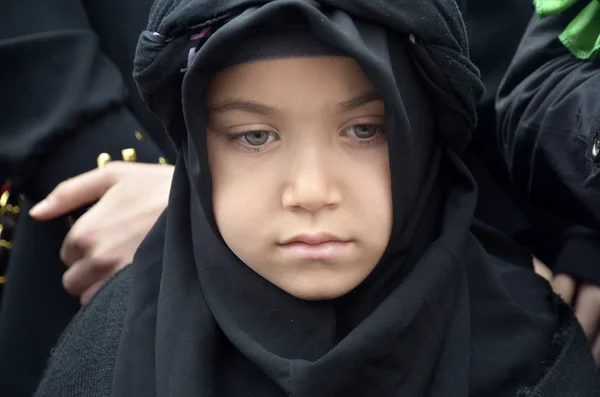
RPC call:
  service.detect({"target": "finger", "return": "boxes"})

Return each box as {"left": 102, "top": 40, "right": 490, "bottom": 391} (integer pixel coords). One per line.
{"left": 574, "top": 283, "right": 600, "bottom": 341}
{"left": 60, "top": 239, "right": 84, "bottom": 268}
{"left": 551, "top": 273, "right": 577, "bottom": 305}
{"left": 533, "top": 257, "right": 553, "bottom": 282}
{"left": 29, "top": 166, "right": 121, "bottom": 220}
{"left": 82, "top": 259, "right": 130, "bottom": 304}
{"left": 60, "top": 187, "right": 131, "bottom": 267}
{"left": 62, "top": 259, "right": 109, "bottom": 298}
{"left": 593, "top": 336, "right": 600, "bottom": 366}
{"left": 60, "top": 215, "right": 96, "bottom": 267}
{"left": 80, "top": 279, "right": 107, "bottom": 305}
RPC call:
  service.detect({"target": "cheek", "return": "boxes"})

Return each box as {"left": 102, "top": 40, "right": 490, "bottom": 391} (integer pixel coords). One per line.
{"left": 348, "top": 151, "right": 393, "bottom": 247}
{"left": 210, "top": 155, "right": 278, "bottom": 249}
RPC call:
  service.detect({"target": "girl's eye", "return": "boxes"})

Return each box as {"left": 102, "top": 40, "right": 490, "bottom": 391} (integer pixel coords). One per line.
{"left": 343, "top": 124, "right": 385, "bottom": 140}
{"left": 242, "top": 131, "right": 273, "bottom": 146}
{"left": 229, "top": 130, "right": 279, "bottom": 151}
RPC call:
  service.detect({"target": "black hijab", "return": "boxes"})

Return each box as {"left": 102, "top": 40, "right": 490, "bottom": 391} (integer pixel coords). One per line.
{"left": 114, "top": 1, "right": 557, "bottom": 396}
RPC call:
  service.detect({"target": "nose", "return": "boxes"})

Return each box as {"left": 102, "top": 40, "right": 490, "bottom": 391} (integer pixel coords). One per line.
{"left": 281, "top": 148, "right": 342, "bottom": 212}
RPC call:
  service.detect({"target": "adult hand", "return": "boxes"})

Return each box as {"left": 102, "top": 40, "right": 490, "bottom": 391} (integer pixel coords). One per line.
{"left": 30, "top": 162, "right": 174, "bottom": 304}
{"left": 551, "top": 273, "right": 600, "bottom": 364}
{"left": 533, "top": 257, "right": 600, "bottom": 363}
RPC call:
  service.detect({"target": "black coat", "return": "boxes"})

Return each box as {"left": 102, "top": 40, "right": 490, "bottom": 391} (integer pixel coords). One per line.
{"left": 496, "top": 3, "right": 600, "bottom": 285}
{"left": 0, "top": 1, "right": 169, "bottom": 396}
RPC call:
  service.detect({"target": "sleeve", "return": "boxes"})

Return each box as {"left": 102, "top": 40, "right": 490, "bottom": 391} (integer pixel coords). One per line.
{"left": 33, "top": 266, "right": 132, "bottom": 397}
{"left": 495, "top": 5, "right": 600, "bottom": 284}
{"left": 0, "top": 0, "right": 164, "bottom": 201}
{"left": 528, "top": 208, "right": 600, "bottom": 286}
{"left": 496, "top": 5, "right": 600, "bottom": 232}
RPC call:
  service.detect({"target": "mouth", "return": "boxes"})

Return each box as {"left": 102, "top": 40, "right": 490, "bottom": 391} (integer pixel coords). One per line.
{"left": 279, "top": 233, "right": 352, "bottom": 260}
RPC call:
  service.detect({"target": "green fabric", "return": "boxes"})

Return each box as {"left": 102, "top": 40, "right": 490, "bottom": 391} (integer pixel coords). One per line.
{"left": 534, "top": 0, "right": 600, "bottom": 60}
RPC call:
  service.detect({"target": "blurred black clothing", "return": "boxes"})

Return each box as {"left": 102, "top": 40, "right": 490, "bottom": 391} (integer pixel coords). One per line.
{"left": 0, "top": 1, "right": 168, "bottom": 396}
{"left": 495, "top": 2, "right": 600, "bottom": 285}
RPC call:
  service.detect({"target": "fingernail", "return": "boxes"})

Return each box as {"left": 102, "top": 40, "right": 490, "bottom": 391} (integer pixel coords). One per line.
{"left": 29, "top": 198, "right": 50, "bottom": 216}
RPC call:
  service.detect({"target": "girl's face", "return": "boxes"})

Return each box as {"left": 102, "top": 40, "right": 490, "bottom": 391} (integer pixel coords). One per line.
{"left": 205, "top": 56, "right": 392, "bottom": 300}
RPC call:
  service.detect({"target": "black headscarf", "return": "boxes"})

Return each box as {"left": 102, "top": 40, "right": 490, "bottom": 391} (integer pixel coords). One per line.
{"left": 113, "top": 1, "right": 557, "bottom": 396}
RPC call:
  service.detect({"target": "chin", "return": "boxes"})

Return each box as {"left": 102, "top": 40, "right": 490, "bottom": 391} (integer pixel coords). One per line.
{"left": 278, "top": 276, "right": 363, "bottom": 301}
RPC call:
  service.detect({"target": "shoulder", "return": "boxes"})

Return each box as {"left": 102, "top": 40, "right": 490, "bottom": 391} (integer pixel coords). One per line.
{"left": 34, "top": 265, "right": 132, "bottom": 397}
{"left": 519, "top": 300, "right": 600, "bottom": 397}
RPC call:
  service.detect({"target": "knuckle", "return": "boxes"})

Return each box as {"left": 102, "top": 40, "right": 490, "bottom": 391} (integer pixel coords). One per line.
{"left": 89, "top": 250, "right": 115, "bottom": 272}
{"left": 69, "top": 227, "right": 96, "bottom": 252}
{"left": 103, "top": 161, "right": 134, "bottom": 185}
{"left": 62, "top": 272, "right": 79, "bottom": 296}
{"left": 59, "top": 248, "right": 70, "bottom": 266}
{"left": 104, "top": 161, "right": 126, "bottom": 176}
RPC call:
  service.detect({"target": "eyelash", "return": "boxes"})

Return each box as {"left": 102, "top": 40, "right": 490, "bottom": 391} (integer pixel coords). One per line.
{"left": 227, "top": 123, "right": 386, "bottom": 152}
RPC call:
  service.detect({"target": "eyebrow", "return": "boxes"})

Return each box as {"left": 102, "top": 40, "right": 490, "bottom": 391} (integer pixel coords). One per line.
{"left": 208, "top": 100, "right": 277, "bottom": 116}
{"left": 336, "top": 92, "right": 383, "bottom": 112}
{"left": 208, "top": 92, "right": 383, "bottom": 116}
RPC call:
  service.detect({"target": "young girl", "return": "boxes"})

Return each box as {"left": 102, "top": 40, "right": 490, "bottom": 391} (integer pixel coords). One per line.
{"left": 35, "top": 0, "right": 599, "bottom": 396}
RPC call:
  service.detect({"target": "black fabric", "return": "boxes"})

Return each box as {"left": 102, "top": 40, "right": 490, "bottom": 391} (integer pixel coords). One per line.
{"left": 214, "top": 27, "right": 346, "bottom": 70}
{"left": 34, "top": 262, "right": 135, "bottom": 397}
{"left": 463, "top": 0, "right": 534, "bottom": 222}
{"left": 526, "top": 210, "right": 600, "bottom": 286}
{"left": 0, "top": 201, "right": 80, "bottom": 397}
{"left": 34, "top": 251, "right": 599, "bottom": 397}
{"left": 0, "top": 0, "right": 169, "bottom": 196}
{"left": 83, "top": 0, "right": 177, "bottom": 160}
{"left": 135, "top": 0, "right": 481, "bottom": 154}
{"left": 460, "top": 1, "right": 539, "bottom": 262}
{"left": 464, "top": 0, "right": 533, "bottom": 152}
{"left": 33, "top": 1, "right": 598, "bottom": 396}
{"left": 495, "top": 3, "right": 600, "bottom": 285}
{"left": 464, "top": 0, "right": 600, "bottom": 289}
{"left": 0, "top": 1, "right": 168, "bottom": 396}
{"left": 516, "top": 299, "right": 600, "bottom": 397}
{"left": 25, "top": 107, "right": 166, "bottom": 200}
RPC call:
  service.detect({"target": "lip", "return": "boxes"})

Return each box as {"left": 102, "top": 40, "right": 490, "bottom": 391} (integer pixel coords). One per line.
{"left": 279, "top": 233, "right": 352, "bottom": 260}
{"left": 281, "top": 232, "right": 347, "bottom": 245}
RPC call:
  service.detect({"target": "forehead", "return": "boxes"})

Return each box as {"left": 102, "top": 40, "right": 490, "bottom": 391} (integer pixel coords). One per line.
{"left": 205, "top": 56, "right": 376, "bottom": 106}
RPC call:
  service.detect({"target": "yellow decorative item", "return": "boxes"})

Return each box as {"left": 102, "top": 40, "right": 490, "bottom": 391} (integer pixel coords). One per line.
{"left": 97, "top": 152, "right": 112, "bottom": 168}
{"left": 0, "top": 239, "right": 12, "bottom": 250}
{"left": 0, "top": 190, "right": 9, "bottom": 208}
{"left": 0, "top": 181, "right": 21, "bottom": 285}
{"left": 135, "top": 130, "right": 149, "bottom": 140}
{"left": 122, "top": 148, "right": 137, "bottom": 162}
{"left": 0, "top": 191, "right": 19, "bottom": 219}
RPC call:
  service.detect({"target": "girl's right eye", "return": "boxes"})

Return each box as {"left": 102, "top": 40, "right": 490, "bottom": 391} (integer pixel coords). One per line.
{"left": 243, "top": 131, "right": 272, "bottom": 146}
{"left": 228, "top": 130, "right": 279, "bottom": 152}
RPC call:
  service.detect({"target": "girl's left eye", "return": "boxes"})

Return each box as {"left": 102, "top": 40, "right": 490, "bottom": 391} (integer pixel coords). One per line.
{"left": 343, "top": 124, "right": 385, "bottom": 140}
